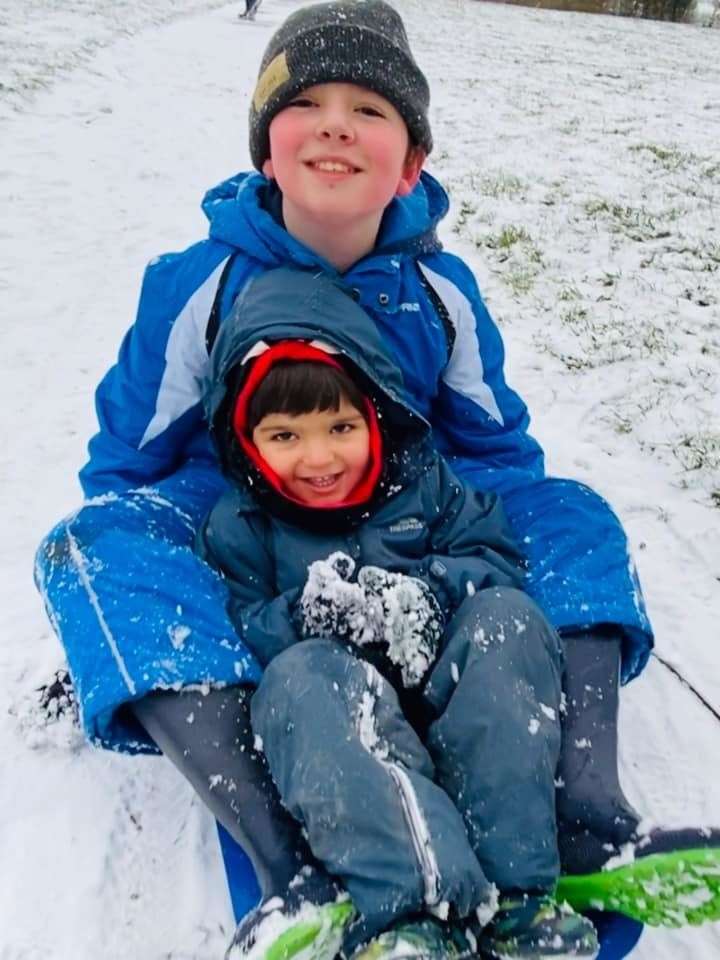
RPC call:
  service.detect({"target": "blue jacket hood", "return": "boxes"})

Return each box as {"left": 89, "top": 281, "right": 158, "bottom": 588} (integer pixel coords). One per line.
{"left": 201, "top": 170, "right": 449, "bottom": 270}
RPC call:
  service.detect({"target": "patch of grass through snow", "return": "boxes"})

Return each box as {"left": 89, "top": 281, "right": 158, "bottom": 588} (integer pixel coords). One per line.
{"left": 582, "top": 199, "right": 677, "bottom": 242}
{"left": 673, "top": 432, "right": 720, "bottom": 475}
{"left": 538, "top": 306, "right": 677, "bottom": 371}
{"left": 628, "top": 143, "right": 698, "bottom": 172}
{"left": 476, "top": 224, "right": 544, "bottom": 297}
{"left": 478, "top": 172, "right": 524, "bottom": 198}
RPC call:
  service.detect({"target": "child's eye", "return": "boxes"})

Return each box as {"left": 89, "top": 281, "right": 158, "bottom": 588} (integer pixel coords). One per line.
{"left": 331, "top": 423, "right": 355, "bottom": 434}
{"left": 357, "top": 105, "right": 384, "bottom": 118}
{"left": 270, "top": 431, "right": 296, "bottom": 442}
{"left": 287, "top": 96, "right": 315, "bottom": 108}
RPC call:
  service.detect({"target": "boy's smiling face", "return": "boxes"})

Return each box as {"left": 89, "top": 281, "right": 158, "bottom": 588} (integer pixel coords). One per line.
{"left": 252, "top": 397, "right": 371, "bottom": 506}
{"left": 262, "top": 82, "right": 423, "bottom": 252}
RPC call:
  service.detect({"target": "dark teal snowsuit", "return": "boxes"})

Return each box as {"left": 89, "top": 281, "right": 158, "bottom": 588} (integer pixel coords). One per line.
{"left": 197, "top": 268, "right": 566, "bottom": 938}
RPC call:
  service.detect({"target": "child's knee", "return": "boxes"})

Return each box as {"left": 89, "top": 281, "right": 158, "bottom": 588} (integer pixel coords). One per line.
{"left": 452, "top": 587, "right": 564, "bottom": 669}
{"left": 256, "top": 640, "right": 351, "bottom": 707}
{"left": 39, "top": 492, "right": 195, "bottom": 571}
{"left": 473, "top": 584, "right": 538, "bottom": 617}
{"left": 455, "top": 585, "right": 533, "bottom": 629}
{"left": 35, "top": 506, "right": 123, "bottom": 590}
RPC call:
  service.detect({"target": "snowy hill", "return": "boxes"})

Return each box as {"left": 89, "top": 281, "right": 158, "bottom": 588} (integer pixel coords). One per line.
{"left": 1, "top": 1, "right": 719, "bottom": 957}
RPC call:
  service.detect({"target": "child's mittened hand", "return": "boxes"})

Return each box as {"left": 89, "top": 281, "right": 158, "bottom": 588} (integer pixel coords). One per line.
{"left": 357, "top": 567, "right": 445, "bottom": 687}
{"left": 325, "top": 551, "right": 356, "bottom": 582}
{"left": 299, "top": 552, "right": 375, "bottom": 646}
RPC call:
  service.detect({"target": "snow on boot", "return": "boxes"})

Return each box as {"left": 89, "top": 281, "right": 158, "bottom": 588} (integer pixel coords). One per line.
{"left": 557, "top": 826, "right": 720, "bottom": 928}
{"left": 37, "top": 667, "right": 78, "bottom": 723}
{"left": 225, "top": 867, "right": 355, "bottom": 960}
{"left": 477, "top": 894, "right": 599, "bottom": 959}
{"left": 350, "top": 917, "right": 472, "bottom": 960}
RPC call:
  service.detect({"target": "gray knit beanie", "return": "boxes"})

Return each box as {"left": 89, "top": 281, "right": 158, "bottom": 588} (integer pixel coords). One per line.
{"left": 249, "top": 0, "right": 432, "bottom": 170}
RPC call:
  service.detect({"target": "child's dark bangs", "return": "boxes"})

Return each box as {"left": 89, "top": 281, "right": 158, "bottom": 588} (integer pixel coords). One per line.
{"left": 247, "top": 361, "right": 367, "bottom": 433}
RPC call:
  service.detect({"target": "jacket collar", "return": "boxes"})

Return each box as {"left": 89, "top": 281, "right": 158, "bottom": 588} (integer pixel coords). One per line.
{"left": 202, "top": 170, "right": 448, "bottom": 274}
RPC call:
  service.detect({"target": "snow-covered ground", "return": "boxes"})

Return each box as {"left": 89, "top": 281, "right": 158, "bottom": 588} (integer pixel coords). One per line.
{"left": 1, "top": 0, "right": 719, "bottom": 957}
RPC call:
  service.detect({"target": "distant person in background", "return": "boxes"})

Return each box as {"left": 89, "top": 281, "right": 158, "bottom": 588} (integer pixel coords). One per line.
{"left": 239, "top": 0, "right": 263, "bottom": 20}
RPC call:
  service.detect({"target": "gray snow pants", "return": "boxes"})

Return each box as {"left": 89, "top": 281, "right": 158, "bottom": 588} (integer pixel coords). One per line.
{"left": 252, "top": 587, "right": 564, "bottom": 938}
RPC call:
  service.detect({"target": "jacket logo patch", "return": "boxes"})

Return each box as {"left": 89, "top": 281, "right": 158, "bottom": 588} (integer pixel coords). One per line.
{"left": 253, "top": 53, "right": 290, "bottom": 112}
{"left": 388, "top": 517, "right": 425, "bottom": 534}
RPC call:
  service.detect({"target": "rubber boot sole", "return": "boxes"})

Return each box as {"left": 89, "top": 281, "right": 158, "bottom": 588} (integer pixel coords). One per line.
{"left": 354, "top": 951, "right": 441, "bottom": 960}
{"left": 484, "top": 953, "right": 597, "bottom": 960}
{"left": 556, "top": 845, "right": 720, "bottom": 927}
{"left": 354, "top": 946, "right": 465, "bottom": 960}
{"left": 353, "top": 940, "right": 457, "bottom": 960}
{"left": 352, "top": 922, "right": 474, "bottom": 960}
{"left": 228, "top": 900, "right": 355, "bottom": 960}
{"left": 480, "top": 930, "right": 599, "bottom": 959}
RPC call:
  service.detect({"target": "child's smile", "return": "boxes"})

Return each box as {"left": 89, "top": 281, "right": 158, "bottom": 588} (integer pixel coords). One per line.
{"left": 252, "top": 398, "right": 371, "bottom": 506}
{"left": 298, "top": 471, "right": 345, "bottom": 496}
{"left": 305, "top": 157, "right": 363, "bottom": 177}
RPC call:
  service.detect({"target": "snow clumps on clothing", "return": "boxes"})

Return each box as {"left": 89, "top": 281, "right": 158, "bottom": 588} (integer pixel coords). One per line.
{"left": 298, "top": 552, "right": 444, "bottom": 688}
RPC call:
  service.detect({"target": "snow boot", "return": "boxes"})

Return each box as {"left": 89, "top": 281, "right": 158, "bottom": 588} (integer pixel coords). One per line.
{"left": 37, "top": 666, "right": 78, "bottom": 722}
{"left": 226, "top": 867, "right": 355, "bottom": 960}
{"left": 557, "top": 826, "right": 720, "bottom": 928}
{"left": 349, "top": 917, "right": 472, "bottom": 960}
{"left": 477, "top": 894, "right": 599, "bottom": 959}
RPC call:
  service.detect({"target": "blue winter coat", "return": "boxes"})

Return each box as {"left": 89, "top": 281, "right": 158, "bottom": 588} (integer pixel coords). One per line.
{"left": 196, "top": 267, "right": 525, "bottom": 671}
{"left": 37, "top": 170, "right": 652, "bottom": 750}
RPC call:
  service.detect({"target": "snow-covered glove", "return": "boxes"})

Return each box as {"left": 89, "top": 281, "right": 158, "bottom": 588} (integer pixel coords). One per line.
{"left": 298, "top": 552, "right": 376, "bottom": 646}
{"left": 357, "top": 566, "right": 444, "bottom": 688}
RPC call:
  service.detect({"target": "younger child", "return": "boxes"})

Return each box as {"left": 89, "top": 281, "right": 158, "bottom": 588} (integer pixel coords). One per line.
{"left": 196, "top": 266, "right": 600, "bottom": 960}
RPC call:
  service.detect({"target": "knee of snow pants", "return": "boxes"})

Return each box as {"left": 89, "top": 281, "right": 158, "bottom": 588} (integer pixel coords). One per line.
{"left": 424, "top": 588, "right": 564, "bottom": 893}
{"left": 34, "top": 489, "right": 261, "bottom": 751}
{"left": 501, "top": 478, "right": 653, "bottom": 683}
{"left": 252, "top": 640, "right": 493, "bottom": 937}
